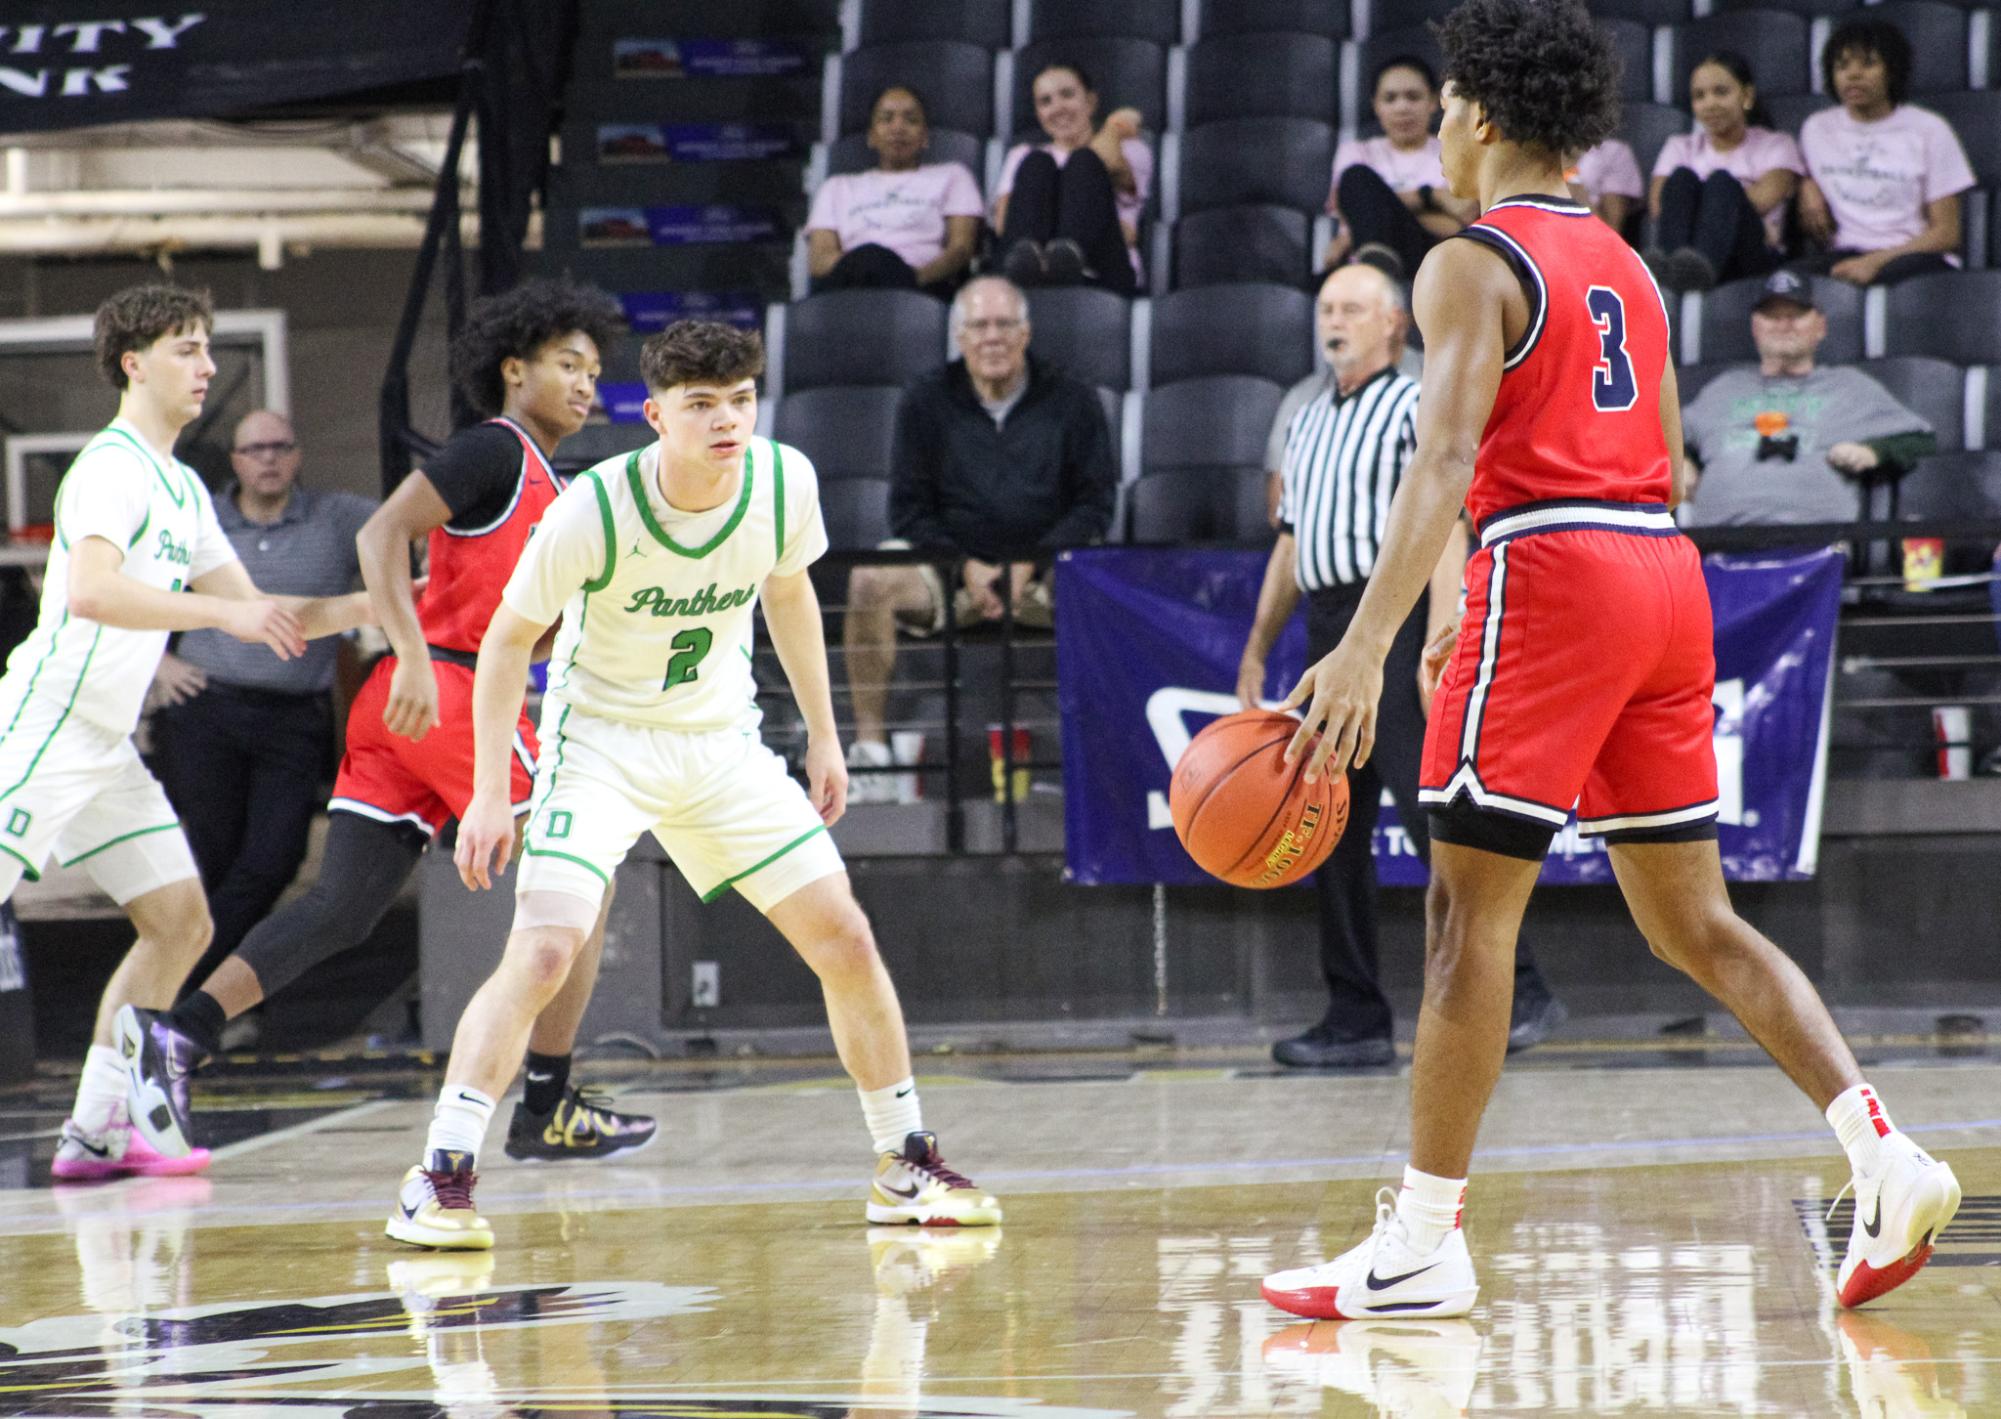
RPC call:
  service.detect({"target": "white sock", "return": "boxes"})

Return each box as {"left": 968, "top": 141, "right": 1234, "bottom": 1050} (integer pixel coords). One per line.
{"left": 424, "top": 1085, "right": 496, "bottom": 1166}
{"left": 72, "top": 1045, "right": 129, "bottom": 1134}
{"left": 1395, "top": 1164, "right": 1467, "bottom": 1255}
{"left": 1826, "top": 1082, "right": 1895, "bottom": 1177}
{"left": 859, "top": 1077, "right": 924, "bottom": 1157}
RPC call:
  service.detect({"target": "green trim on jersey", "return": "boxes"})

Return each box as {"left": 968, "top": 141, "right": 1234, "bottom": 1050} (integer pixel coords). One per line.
{"left": 625, "top": 443, "right": 755, "bottom": 559}
{"left": 699, "top": 823, "right": 828, "bottom": 903}
{"left": 0, "top": 624, "right": 103, "bottom": 802}
{"left": 0, "top": 612, "right": 66, "bottom": 751}
{"left": 0, "top": 839, "right": 39, "bottom": 882}
{"left": 100, "top": 425, "right": 188, "bottom": 508}
{"left": 60, "top": 821, "right": 180, "bottom": 868}
{"left": 580, "top": 469, "right": 618, "bottom": 593}
{"left": 522, "top": 842, "right": 610, "bottom": 885}
{"left": 771, "top": 442, "right": 786, "bottom": 564}
{"left": 529, "top": 702, "right": 575, "bottom": 821}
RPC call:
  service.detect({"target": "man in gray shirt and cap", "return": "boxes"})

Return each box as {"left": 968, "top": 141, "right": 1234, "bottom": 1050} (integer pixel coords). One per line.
{"left": 1681, "top": 270, "right": 1936, "bottom": 526}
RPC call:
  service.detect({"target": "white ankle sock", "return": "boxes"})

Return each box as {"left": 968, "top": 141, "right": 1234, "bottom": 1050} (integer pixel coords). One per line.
{"left": 1826, "top": 1082, "right": 1895, "bottom": 1176}
{"left": 1395, "top": 1164, "right": 1467, "bottom": 1255}
{"left": 425, "top": 1085, "right": 496, "bottom": 1166}
{"left": 73, "top": 1045, "right": 129, "bottom": 1134}
{"left": 859, "top": 1077, "right": 924, "bottom": 1157}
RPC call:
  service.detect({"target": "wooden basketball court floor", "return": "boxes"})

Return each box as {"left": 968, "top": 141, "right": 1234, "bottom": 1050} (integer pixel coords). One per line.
{"left": 2, "top": 1042, "right": 1998, "bottom": 1417}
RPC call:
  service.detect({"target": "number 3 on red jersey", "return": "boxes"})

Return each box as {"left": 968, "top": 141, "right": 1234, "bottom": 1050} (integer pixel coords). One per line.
{"left": 1586, "top": 285, "right": 1637, "bottom": 412}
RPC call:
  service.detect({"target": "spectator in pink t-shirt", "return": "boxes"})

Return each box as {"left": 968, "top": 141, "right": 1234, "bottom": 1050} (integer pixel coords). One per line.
{"left": 993, "top": 63, "right": 1151, "bottom": 294}
{"left": 1645, "top": 52, "right": 1802, "bottom": 292}
{"left": 806, "top": 85, "right": 983, "bottom": 297}
{"left": 1323, "top": 55, "right": 1476, "bottom": 281}
{"left": 1796, "top": 17, "right": 1975, "bottom": 286}
{"left": 1567, "top": 138, "right": 1644, "bottom": 236}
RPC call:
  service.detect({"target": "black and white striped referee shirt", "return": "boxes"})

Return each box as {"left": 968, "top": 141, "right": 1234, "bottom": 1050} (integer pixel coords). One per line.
{"left": 1277, "top": 366, "right": 1420, "bottom": 592}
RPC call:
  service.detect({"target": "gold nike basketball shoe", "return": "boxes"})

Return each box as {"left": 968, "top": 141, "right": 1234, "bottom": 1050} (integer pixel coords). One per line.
{"left": 386, "top": 1150, "right": 494, "bottom": 1251}
{"left": 867, "top": 1131, "right": 1002, "bottom": 1226}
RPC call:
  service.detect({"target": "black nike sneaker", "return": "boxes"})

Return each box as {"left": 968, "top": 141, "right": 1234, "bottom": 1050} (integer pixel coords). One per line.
{"left": 502, "top": 1084, "right": 658, "bottom": 1162}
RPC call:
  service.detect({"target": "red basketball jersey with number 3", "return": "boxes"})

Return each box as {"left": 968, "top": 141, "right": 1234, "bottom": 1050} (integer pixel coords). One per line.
{"left": 1453, "top": 195, "right": 1673, "bottom": 523}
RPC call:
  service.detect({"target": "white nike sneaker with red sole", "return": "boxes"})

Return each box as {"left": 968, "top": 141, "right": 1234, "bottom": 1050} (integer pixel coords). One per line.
{"left": 1836, "top": 1132, "right": 1960, "bottom": 1309}
{"left": 1263, "top": 1188, "right": 1479, "bottom": 1321}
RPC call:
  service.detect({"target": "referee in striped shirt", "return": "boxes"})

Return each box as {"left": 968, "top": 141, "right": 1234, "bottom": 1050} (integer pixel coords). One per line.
{"left": 1237, "top": 265, "right": 1563, "bottom": 1069}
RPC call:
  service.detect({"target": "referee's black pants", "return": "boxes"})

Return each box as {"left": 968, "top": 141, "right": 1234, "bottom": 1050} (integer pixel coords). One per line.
{"left": 1306, "top": 584, "right": 1552, "bottom": 1038}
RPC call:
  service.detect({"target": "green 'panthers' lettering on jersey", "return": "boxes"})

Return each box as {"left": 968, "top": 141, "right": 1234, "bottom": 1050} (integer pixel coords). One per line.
{"left": 623, "top": 582, "right": 755, "bottom": 618}
{"left": 155, "top": 529, "right": 191, "bottom": 567}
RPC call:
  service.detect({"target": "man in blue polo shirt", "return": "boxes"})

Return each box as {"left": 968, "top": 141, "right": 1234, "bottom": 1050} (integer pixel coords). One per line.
{"left": 150, "top": 411, "right": 377, "bottom": 1003}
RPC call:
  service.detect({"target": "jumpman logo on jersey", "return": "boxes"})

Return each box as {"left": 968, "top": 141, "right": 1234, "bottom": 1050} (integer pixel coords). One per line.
{"left": 628, "top": 540, "right": 647, "bottom": 560}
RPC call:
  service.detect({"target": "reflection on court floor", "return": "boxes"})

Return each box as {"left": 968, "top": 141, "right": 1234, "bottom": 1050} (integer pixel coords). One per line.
{"left": 2, "top": 1055, "right": 1996, "bottom": 1417}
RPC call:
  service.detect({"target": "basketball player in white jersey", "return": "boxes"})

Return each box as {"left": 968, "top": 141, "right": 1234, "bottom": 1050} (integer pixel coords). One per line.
{"left": 17, "top": 285, "right": 378, "bottom": 1181}
{"left": 385, "top": 319, "right": 1000, "bottom": 1249}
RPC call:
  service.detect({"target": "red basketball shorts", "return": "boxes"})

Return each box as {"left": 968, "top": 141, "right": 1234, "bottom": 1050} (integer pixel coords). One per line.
{"left": 330, "top": 657, "right": 538, "bottom": 837}
{"left": 1419, "top": 500, "right": 1720, "bottom": 858}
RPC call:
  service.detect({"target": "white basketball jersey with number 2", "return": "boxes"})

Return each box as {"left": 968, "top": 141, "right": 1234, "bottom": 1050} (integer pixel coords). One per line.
{"left": 501, "top": 437, "right": 828, "bottom": 734}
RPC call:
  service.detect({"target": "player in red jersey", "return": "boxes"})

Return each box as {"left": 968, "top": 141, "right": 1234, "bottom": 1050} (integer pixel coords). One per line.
{"left": 121, "top": 280, "right": 659, "bottom": 1165}
{"left": 1259, "top": 0, "right": 1958, "bottom": 1321}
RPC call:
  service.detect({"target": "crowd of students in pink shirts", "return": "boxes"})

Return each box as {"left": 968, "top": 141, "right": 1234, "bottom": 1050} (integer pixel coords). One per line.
{"left": 802, "top": 14, "right": 1976, "bottom": 301}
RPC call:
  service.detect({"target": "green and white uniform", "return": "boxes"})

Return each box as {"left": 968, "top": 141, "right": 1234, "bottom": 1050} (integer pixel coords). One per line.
{"left": 0, "top": 419, "right": 234, "bottom": 900}
{"left": 503, "top": 436, "right": 841, "bottom": 911}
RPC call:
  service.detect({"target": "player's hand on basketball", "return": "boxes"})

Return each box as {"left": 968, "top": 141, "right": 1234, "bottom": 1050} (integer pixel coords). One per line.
{"left": 1419, "top": 618, "right": 1460, "bottom": 716}
{"left": 453, "top": 789, "right": 515, "bottom": 890}
{"left": 385, "top": 655, "right": 442, "bottom": 742}
{"left": 1235, "top": 652, "right": 1267, "bottom": 712}
{"left": 805, "top": 735, "right": 847, "bottom": 825}
{"left": 1281, "top": 642, "right": 1381, "bottom": 783}
{"left": 222, "top": 598, "right": 307, "bottom": 660}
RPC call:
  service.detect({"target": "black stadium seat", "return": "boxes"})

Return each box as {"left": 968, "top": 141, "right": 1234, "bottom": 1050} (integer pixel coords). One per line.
{"left": 825, "top": 129, "right": 986, "bottom": 188}
{"left": 1871, "top": 3, "right": 1970, "bottom": 95}
{"left": 1142, "top": 375, "right": 1285, "bottom": 472}
{"left": 1669, "top": 12, "right": 1813, "bottom": 98}
{"left": 1884, "top": 271, "right": 2001, "bottom": 364}
{"left": 1013, "top": 37, "right": 1167, "bottom": 133}
{"left": 1673, "top": 360, "right": 1738, "bottom": 400}
{"left": 1024, "top": 287, "right": 1134, "bottom": 389}
{"left": 1697, "top": 274, "right": 1864, "bottom": 363}
{"left": 839, "top": 42, "right": 994, "bottom": 137}
{"left": 1178, "top": 118, "right": 1334, "bottom": 215}
{"left": 856, "top": 0, "right": 1012, "bottom": 48}
{"left": 1764, "top": 94, "right": 1833, "bottom": 138}
{"left": 1028, "top": 0, "right": 1179, "bottom": 46}
{"left": 1599, "top": 19, "right": 1655, "bottom": 106}
{"left": 772, "top": 386, "right": 903, "bottom": 480}
{"left": 1596, "top": 0, "right": 1696, "bottom": 21}
{"left": 1173, "top": 205, "right": 1312, "bottom": 288}
{"left": 1150, "top": 283, "right": 1315, "bottom": 387}
{"left": 1923, "top": 92, "right": 2001, "bottom": 188}
{"left": 1199, "top": 0, "right": 1350, "bottom": 41}
{"left": 1621, "top": 103, "right": 1694, "bottom": 183}
{"left": 1127, "top": 468, "right": 1273, "bottom": 545}
{"left": 1184, "top": 33, "right": 1338, "bottom": 127}
{"left": 820, "top": 478, "right": 893, "bottom": 550}
{"left": 1718, "top": 0, "right": 1858, "bottom": 15}
{"left": 1858, "top": 357, "right": 1966, "bottom": 451}
{"left": 781, "top": 289, "right": 947, "bottom": 393}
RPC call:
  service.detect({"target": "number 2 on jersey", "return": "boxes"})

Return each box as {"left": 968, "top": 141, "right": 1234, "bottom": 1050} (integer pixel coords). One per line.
{"left": 662, "top": 627, "right": 712, "bottom": 689}
{"left": 1586, "top": 285, "right": 1637, "bottom": 412}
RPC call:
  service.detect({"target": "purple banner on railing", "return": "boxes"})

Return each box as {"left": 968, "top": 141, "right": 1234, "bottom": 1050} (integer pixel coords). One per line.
{"left": 581, "top": 205, "right": 783, "bottom": 247}
{"left": 619, "top": 291, "right": 763, "bottom": 332}
{"left": 613, "top": 38, "right": 811, "bottom": 79}
{"left": 597, "top": 123, "right": 800, "bottom": 163}
{"left": 1055, "top": 545, "right": 1842, "bottom": 888}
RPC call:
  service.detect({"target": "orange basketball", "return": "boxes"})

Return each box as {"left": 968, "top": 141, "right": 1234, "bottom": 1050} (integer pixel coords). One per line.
{"left": 1168, "top": 709, "right": 1350, "bottom": 889}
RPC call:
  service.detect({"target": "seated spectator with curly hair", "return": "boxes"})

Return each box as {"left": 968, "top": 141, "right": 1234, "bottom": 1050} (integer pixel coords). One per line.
{"left": 806, "top": 85, "right": 982, "bottom": 298}
{"left": 1646, "top": 51, "right": 1801, "bottom": 292}
{"left": 1795, "top": 16, "right": 1975, "bottom": 287}
{"left": 994, "top": 62, "right": 1150, "bottom": 293}
{"left": 1323, "top": 55, "right": 1477, "bottom": 280}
